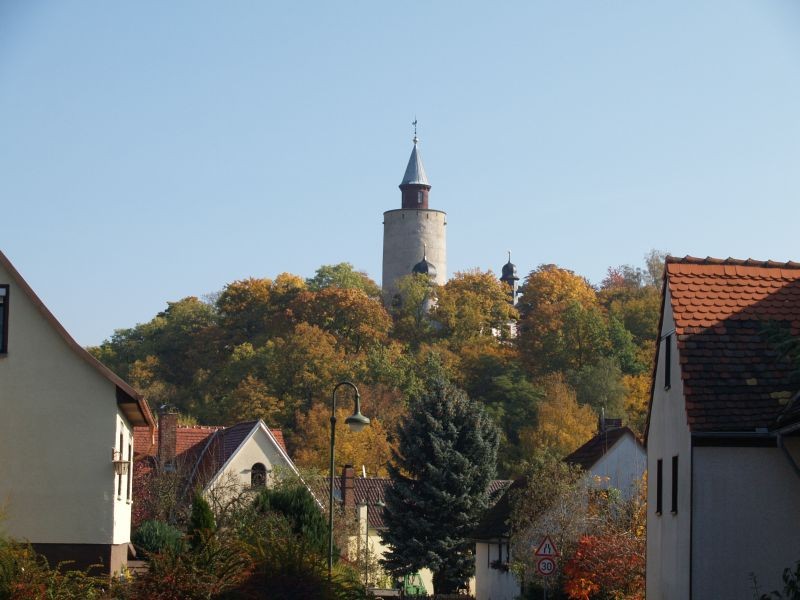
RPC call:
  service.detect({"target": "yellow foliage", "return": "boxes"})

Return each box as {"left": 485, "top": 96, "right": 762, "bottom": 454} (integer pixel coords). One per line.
{"left": 623, "top": 373, "right": 651, "bottom": 437}
{"left": 293, "top": 402, "right": 394, "bottom": 477}
{"left": 522, "top": 373, "right": 596, "bottom": 458}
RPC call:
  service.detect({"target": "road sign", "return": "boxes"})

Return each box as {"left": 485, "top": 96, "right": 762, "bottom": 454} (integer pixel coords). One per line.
{"left": 537, "top": 557, "right": 556, "bottom": 576}
{"left": 535, "top": 535, "right": 559, "bottom": 557}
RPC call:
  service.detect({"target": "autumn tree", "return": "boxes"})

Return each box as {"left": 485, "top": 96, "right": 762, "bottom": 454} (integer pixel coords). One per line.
{"left": 510, "top": 452, "right": 590, "bottom": 589}
{"left": 563, "top": 482, "right": 646, "bottom": 600}
{"left": 520, "top": 373, "right": 595, "bottom": 458}
{"left": 293, "top": 403, "right": 393, "bottom": 477}
{"left": 517, "top": 265, "right": 602, "bottom": 375}
{"left": 289, "top": 287, "right": 392, "bottom": 354}
{"left": 433, "top": 270, "right": 518, "bottom": 346}
{"left": 382, "top": 381, "right": 499, "bottom": 594}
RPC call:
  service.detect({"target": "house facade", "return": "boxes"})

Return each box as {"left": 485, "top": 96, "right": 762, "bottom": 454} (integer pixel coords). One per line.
{"left": 0, "top": 251, "right": 154, "bottom": 573}
{"left": 132, "top": 414, "right": 297, "bottom": 524}
{"left": 646, "top": 256, "right": 800, "bottom": 599}
{"left": 564, "top": 421, "right": 646, "bottom": 499}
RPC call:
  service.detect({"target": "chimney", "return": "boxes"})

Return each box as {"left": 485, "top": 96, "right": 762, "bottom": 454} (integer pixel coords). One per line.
{"left": 158, "top": 407, "right": 179, "bottom": 470}
{"left": 341, "top": 464, "right": 355, "bottom": 508}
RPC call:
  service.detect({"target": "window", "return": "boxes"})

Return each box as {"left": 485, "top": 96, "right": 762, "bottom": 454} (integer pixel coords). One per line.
{"left": 671, "top": 455, "right": 679, "bottom": 514}
{"left": 251, "top": 463, "right": 267, "bottom": 489}
{"left": 656, "top": 459, "right": 663, "bottom": 515}
{"left": 417, "top": 190, "right": 423, "bottom": 204}
{"left": 0, "top": 285, "right": 8, "bottom": 354}
{"left": 664, "top": 334, "right": 671, "bottom": 390}
{"left": 127, "top": 442, "right": 133, "bottom": 501}
{"left": 117, "top": 432, "right": 124, "bottom": 497}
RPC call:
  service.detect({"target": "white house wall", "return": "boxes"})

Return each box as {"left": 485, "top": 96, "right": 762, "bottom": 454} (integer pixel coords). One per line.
{"left": 474, "top": 541, "right": 520, "bottom": 600}
{"left": 692, "top": 442, "right": 800, "bottom": 599}
{"left": 646, "top": 286, "right": 693, "bottom": 600}
{"left": 589, "top": 433, "right": 646, "bottom": 499}
{"left": 0, "top": 262, "right": 125, "bottom": 546}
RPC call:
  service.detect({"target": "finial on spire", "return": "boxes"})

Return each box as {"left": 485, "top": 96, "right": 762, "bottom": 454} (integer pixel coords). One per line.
{"left": 412, "top": 117, "right": 418, "bottom": 144}
{"left": 423, "top": 243, "right": 428, "bottom": 260}
{"left": 507, "top": 250, "right": 512, "bottom": 263}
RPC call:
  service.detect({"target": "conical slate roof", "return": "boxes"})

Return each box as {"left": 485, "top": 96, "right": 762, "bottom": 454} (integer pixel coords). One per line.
{"left": 400, "top": 138, "right": 430, "bottom": 187}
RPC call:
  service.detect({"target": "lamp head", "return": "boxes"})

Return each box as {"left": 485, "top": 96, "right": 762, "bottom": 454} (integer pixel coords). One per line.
{"left": 345, "top": 412, "right": 370, "bottom": 433}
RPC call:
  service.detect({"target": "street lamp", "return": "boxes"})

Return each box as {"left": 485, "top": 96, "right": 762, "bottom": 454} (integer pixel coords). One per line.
{"left": 329, "top": 381, "right": 370, "bottom": 578}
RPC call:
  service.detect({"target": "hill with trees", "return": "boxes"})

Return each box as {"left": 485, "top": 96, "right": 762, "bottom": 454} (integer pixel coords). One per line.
{"left": 89, "top": 252, "right": 664, "bottom": 478}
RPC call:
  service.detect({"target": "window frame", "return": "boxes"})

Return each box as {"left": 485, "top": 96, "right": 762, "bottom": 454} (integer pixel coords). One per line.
{"left": 251, "top": 463, "right": 267, "bottom": 489}
{"left": 671, "top": 455, "right": 679, "bottom": 514}
{"left": 656, "top": 458, "right": 663, "bottom": 515}
{"left": 0, "top": 284, "right": 8, "bottom": 355}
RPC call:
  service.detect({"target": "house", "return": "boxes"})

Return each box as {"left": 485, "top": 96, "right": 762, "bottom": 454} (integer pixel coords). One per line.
{"left": 334, "top": 465, "right": 510, "bottom": 595}
{"left": 472, "top": 422, "right": 644, "bottom": 600}
{"left": 646, "top": 256, "right": 800, "bottom": 599}
{"left": 0, "top": 251, "right": 155, "bottom": 574}
{"left": 132, "top": 412, "right": 297, "bottom": 524}
{"left": 564, "top": 418, "right": 646, "bottom": 499}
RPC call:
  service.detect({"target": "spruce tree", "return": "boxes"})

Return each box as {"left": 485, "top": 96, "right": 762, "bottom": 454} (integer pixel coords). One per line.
{"left": 380, "top": 380, "right": 499, "bottom": 594}
{"left": 187, "top": 491, "right": 216, "bottom": 550}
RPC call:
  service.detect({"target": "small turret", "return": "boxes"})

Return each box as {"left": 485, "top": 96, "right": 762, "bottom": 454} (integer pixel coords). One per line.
{"left": 500, "top": 251, "right": 520, "bottom": 305}
{"left": 412, "top": 245, "right": 437, "bottom": 278}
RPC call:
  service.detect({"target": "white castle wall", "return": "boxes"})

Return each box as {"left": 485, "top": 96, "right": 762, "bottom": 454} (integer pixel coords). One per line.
{"left": 382, "top": 208, "right": 447, "bottom": 294}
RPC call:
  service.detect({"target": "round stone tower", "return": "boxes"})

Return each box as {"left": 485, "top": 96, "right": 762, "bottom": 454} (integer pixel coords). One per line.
{"left": 382, "top": 134, "right": 447, "bottom": 295}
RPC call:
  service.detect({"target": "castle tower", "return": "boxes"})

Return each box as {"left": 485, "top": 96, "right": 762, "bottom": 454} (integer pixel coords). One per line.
{"left": 382, "top": 133, "right": 447, "bottom": 295}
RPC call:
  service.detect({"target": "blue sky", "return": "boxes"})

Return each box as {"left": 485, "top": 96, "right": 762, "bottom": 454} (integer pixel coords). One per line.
{"left": 3, "top": 1, "right": 800, "bottom": 346}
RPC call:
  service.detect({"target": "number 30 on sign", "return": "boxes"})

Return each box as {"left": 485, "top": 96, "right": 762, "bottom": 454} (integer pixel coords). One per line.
{"left": 537, "top": 557, "right": 556, "bottom": 576}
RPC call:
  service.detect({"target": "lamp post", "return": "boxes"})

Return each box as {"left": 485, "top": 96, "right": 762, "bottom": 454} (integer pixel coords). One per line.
{"left": 328, "top": 381, "right": 370, "bottom": 579}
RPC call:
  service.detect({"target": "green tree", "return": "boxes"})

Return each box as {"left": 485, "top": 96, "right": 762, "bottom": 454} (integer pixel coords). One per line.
{"left": 381, "top": 381, "right": 499, "bottom": 594}
{"left": 390, "top": 273, "right": 438, "bottom": 347}
{"left": 188, "top": 491, "right": 216, "bottom": 550}
{"left": 306, "top": 262, "right": 382, "bottom": 299}
{"left": 253, "top": 483, "right": 330, "bottom": 558}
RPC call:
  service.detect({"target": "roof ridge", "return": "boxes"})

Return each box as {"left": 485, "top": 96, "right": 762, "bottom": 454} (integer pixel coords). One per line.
{"left": 666, "top": 255, "right": 800, "bottom": 269}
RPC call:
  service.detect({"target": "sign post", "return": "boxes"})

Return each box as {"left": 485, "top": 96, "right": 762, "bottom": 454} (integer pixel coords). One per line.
{"left": 534, "top": 536, "right": 559, "bottom": 600}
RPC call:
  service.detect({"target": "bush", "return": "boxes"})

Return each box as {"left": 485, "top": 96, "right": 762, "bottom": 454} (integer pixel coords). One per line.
{"left": 132, "top": 520, "right": 184, "bottom": 558}
{"left": 188, "top": 492, "right": 217, "bottom": 551}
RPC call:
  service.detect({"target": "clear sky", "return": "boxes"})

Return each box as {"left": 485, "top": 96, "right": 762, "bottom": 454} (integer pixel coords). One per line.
{"left": 3, "top": 1, "right": 800, "bottom": 346}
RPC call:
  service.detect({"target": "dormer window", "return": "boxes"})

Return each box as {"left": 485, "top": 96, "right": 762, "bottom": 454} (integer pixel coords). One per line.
{"left": 0, "top": 285, "right": 8, "bottom": 354}
{"left": 251, "top": 463, "right": 267, "bottom": 488}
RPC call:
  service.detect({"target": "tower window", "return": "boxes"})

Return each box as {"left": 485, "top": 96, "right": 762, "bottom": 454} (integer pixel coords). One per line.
{"left": 251, "top": 463, "right": 267, "bottom": 488}
{"left": 0, "top": 285, "right": 8, "bottom": 354}
{"left": 417, "top": 190, "right": 423, "bottom": 204}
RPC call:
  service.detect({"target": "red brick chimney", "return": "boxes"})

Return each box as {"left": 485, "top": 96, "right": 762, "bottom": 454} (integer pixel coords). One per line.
{"left": 158, "top": 408, "right": 179, "bottom": 469}
{"left": 341, "top": 464, "right": 355, "bottom": 508}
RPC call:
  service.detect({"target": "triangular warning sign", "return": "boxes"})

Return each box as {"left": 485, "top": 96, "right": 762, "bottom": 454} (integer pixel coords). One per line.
{"left": 535, "top": 535, "right": 558, "bottom": 557}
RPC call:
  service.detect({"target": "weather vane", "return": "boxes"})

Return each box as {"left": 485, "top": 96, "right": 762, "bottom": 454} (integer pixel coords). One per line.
{"left": 412, "top": 117, "right": 418, "bottom": 136}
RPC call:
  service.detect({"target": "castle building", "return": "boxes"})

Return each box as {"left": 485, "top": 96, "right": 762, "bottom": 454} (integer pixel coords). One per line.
{"left": 381, "top": 134, "right": 447, "bottom": 295}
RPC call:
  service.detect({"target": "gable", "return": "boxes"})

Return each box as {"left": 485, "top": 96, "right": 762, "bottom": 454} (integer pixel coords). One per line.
{"left": 0, "top": 251, "right": 153, "bottom": 427}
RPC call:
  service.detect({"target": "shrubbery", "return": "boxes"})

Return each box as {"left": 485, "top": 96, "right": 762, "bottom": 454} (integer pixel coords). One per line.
{"left": 131, "top": 519, "right": 184, "bottom": 558}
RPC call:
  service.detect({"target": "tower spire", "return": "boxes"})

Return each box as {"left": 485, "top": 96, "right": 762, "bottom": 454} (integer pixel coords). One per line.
{"left": 399, "top": 120, "right": 430, "bottom": 209}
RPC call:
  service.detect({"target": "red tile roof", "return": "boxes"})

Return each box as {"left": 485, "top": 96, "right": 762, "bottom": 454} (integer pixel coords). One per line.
{"left": 565, "top": 427, "right": 638, "bottom": 471}
{"left": 332, "top": 478, "right": 511, "bottom": 530}
{"left": 665, "top": 256, "right": 800, "bottom": 432}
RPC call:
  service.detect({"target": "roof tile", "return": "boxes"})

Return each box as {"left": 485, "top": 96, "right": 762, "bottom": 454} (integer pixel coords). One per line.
{"left": 666, "top": 256, "right": 800, "bottom": 431}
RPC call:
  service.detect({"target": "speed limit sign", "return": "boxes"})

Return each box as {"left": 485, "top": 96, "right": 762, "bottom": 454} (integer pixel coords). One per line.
{"left": 537, "top": 557, "right": 556, "bottom": 576}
